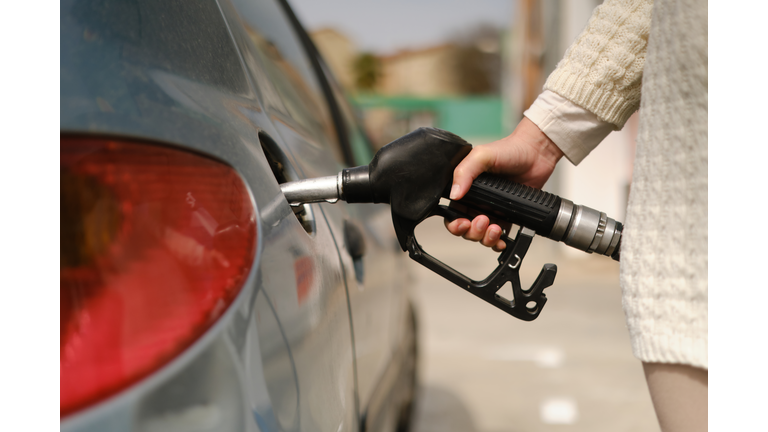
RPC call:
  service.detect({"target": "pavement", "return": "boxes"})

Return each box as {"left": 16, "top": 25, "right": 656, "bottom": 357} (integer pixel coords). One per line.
{"left": 407, "top": 218, "right": 660, "bottom": 432}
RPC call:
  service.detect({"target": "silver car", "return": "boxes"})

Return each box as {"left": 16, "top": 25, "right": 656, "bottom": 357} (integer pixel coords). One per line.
{"left": 60, "top": 0, "right": 418, "bottom": 431}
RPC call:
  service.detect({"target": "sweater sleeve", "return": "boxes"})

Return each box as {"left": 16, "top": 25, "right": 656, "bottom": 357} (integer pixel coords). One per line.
{"left": 544, "top": 0, "right": 653, "bottom": 129}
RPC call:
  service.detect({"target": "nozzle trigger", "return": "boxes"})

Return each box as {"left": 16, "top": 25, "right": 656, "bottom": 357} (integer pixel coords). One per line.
{"left": 396, "top": 205, "right": 557, "bottom": 321}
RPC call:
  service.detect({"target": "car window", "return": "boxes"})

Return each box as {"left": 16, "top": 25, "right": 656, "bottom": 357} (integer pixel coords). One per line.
{"left": 334, "top": 86, "right": 375, "bottom": 166}
{"left": 317, "top": 61, "right": 375, "bottom": 167}
{"left": 228, "top": 0, "right": 346, "bottom": 164}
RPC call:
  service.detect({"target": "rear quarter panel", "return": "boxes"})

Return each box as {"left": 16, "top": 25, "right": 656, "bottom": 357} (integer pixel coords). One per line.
{"left": 60, "top": 0, "right": 360, "bottom": 431}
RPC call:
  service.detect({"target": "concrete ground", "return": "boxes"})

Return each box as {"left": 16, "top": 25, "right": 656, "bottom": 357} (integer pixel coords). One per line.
{"left": 407, "top": 218, "right": 660, "bottom": 432}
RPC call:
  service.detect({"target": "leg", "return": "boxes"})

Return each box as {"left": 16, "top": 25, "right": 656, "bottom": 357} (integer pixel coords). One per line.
{"left": 643, "top": 362, "right": 708, "bottom": 432}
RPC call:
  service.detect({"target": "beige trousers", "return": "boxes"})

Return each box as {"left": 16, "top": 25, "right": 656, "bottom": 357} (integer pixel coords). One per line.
{"left": 643, "top": 363, "right": 708, "bottom": 432}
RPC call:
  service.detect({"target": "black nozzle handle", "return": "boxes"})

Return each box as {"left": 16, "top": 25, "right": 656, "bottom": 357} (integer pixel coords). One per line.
{"left": 455, "top": 173, "right": 623, "bottom": 260}
{"left": 340, "top": 127, "right": 472, "bottom": 217}
{"left": 456, "top": 173, "right": 562, "bottom": 238}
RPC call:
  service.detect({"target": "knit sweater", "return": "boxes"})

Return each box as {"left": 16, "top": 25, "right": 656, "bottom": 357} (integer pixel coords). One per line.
{"left": 543, "top": 0, "right": 708, "bottom": 369}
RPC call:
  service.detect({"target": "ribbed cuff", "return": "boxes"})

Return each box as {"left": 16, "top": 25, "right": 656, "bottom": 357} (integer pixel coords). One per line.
{"left": 544, "top": 68, "right": 640, "bottom": 129}
{"left": 629, "top": 331, "right": 708, "bottom": 370}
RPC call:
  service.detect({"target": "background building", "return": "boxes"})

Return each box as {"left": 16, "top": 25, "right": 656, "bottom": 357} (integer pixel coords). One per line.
{"left": 310, "top": 27, "right": 506, "bottom": 148}
{"left": 310, "top": 27, "right": 357, "bottom": 90}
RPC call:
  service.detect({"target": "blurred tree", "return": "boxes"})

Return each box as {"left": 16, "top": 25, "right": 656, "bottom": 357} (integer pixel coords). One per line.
{"left": 451, "top": 24, "right": 502, "bottom": 95}
{"left": 353, "top": 52, "right": 381, "bottom": 92}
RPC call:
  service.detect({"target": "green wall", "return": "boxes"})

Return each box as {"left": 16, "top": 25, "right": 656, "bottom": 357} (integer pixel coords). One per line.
{"left": 354, "top": 95, "right": 504, "bottom": 140}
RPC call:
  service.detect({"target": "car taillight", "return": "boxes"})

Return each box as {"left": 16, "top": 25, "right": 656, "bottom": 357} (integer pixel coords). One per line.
{"left": 60, "top": 136, "right": 257, "bottom": 417}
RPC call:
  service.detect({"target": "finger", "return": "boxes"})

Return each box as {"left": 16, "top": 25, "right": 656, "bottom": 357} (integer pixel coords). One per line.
{"left": 481, "top": 224, "right": 502, "bottom": 248}
{"left": 444, "top": 218, "right": 471, "bottom": 237}
{"left": 462, "top": 215, "right": 489, "bottom": 242}
{"left": 450, "top": 147, "right": 495, "bottom": 200}
{"left": 492, "top": 239, "right": 507, "bottom": 252}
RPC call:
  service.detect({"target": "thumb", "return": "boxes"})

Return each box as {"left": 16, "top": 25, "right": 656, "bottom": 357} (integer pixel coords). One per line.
{"left": 449, "top": 147, "right": 495, "bottom": 200}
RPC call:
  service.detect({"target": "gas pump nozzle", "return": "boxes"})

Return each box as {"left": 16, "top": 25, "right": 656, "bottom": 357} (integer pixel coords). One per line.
{"left": 280, "top": 127, "right": 623, "bottom": 321}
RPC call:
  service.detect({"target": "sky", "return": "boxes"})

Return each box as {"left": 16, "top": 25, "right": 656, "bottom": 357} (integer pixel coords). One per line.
{"left": 288, "top": 0, "right": 514, "bottom": 55}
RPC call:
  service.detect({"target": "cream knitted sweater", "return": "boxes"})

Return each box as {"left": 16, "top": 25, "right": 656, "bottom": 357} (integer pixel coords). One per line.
{"left": 543, "top": 0, "right": 708, "bottom": 369}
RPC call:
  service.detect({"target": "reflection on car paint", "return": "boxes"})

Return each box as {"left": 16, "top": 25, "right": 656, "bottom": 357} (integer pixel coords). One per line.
{"left": 294, "top": 256, "right": 315, "bottom": 305}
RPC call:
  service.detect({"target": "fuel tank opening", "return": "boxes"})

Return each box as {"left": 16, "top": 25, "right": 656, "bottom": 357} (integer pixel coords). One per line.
{"left": 258, "top": 132, "right": 315, "bottom": 235}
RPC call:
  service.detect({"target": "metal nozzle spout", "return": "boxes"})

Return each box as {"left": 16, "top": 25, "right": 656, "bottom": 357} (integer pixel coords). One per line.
{"left": 280, "top": 173, "right": 343, "bottom": 206}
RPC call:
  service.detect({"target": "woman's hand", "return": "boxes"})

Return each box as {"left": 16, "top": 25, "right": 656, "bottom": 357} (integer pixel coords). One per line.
{"left": 445, "top": 117, "right": 564, "bottom": 251}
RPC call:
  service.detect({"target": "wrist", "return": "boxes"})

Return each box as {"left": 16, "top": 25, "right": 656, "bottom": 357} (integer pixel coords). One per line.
{"left": 539, "top": 131, "right": 564, "bottom": 167}
{"left": 519, "top": 116, "right": 563, "bottom": 169}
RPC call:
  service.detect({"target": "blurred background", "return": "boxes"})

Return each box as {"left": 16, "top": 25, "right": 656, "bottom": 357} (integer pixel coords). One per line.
{"left": 290, "top": 1, "right": 656, "bottom": 431}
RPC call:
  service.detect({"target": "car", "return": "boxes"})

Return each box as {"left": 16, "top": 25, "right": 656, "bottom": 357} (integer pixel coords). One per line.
{"left": 60, "top": 0, "right": 419, "bottom": 431}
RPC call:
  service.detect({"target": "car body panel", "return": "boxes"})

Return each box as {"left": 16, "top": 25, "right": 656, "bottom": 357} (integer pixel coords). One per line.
{"left": 61, "top": 0, "right": 416, "bottom": 431}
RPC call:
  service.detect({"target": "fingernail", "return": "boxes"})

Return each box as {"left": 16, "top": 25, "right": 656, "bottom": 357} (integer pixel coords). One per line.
{"left": 459, "top": 221, "right": 470, "bottom": 231}
{"left": 476, "top": 218, "right": 488, "bottom": 231}
{"left": 450, "top": 184, "right": 460, "bottom": 200}
{"left": 489, "top": 226, "right": 500, "bottom": 240}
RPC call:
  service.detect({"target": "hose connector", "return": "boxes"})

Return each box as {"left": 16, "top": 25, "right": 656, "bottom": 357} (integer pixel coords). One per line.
{"left": 548, "top": 199, "right": 622, "bottom": 261}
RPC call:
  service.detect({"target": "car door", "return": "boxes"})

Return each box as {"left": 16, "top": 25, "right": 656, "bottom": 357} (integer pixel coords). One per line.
{"left": 220, "top": 1, "right": 410, "bottom": 430}
{"left": 216, "top": 0, "right": 365, "bottom": 431}
{"left": 279, "top": 8, "right": 416, "bottom": 429}
{"left": 320, "top": 72, "right": 415, "bottom": 432}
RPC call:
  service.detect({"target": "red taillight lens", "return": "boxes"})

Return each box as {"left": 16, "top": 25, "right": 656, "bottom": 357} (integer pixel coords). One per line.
{"left": 60, "top": 137, "right": 257, "bottom": 417}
